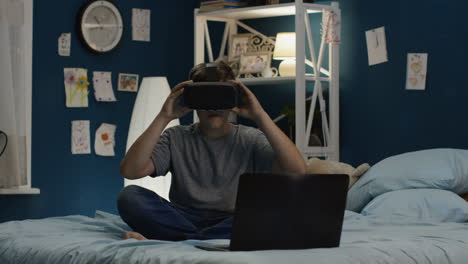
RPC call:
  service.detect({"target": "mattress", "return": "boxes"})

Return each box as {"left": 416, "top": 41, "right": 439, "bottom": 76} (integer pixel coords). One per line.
{"left": 0, "top": 210, "right": 467, "bottom": 264}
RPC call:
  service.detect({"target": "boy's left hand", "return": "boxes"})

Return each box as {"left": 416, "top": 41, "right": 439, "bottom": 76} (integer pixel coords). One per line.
{"left": 228, "top": 80, "right": 266, "bottom": 122}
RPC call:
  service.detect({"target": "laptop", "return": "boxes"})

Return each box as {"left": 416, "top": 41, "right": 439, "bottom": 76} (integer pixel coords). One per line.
{"left": 195, "top": 172, "right": 349, "bottom": 251}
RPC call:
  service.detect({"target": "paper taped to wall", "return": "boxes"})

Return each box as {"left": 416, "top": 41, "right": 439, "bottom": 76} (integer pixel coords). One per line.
{"left": 132, "top": 8, "right": 150, "bottom": 42}
{"left": 93, "top": 71, "right": 116, "bottom": 102}
{"left": 95, "top": 123, "right": 116, "bottom": 156}
{"left": 118, "top": 73, "right": 139, "bottom": 92}
{"left": 58, "top": 33, "right": 71, "bottom": 56}
{"left": 322, "top": 10, "right": 341, "bottom": 44}
{"left": 365, "top": 27, "right": 388, "bottom": 66}
{"left": 71, "top": 120, "right": 91, "bottom": 154}
{"left": 64, "top": 68, "right": 89, "bottom": 108}
{"left": 406, "top": 53, "right": 428, "bottom": 90}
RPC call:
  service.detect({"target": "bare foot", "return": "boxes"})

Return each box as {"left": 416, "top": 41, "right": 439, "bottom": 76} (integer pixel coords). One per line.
{"left": 123, "top": 231, "right": 148, "bottom": 240}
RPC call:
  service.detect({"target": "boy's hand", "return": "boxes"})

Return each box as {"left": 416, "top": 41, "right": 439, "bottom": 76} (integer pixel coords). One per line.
{"left": 228, "top": 80, "right": 266, "bottom": 122}
{"left": 158, "top": 80, "right": 192, "bottom": 121}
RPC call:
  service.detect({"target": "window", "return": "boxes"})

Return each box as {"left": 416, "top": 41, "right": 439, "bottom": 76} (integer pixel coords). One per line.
{"left": 0, "top": 0, "right": 39, "bottom": 194}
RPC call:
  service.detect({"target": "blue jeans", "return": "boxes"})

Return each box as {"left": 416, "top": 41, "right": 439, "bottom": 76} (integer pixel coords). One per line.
{"left": 117, "top": 185, "right": 234, "bottom": 241}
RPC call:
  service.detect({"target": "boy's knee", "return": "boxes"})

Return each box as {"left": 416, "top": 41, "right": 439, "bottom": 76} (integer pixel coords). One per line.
{"left": 117, "top": 185, "right": 143, "bottom": 210}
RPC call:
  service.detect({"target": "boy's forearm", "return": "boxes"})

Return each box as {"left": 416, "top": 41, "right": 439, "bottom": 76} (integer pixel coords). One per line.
{"left": 254, "top": 111, "right": 306, "bottom": 174}
{"left": 120, "top": 114, "right": 171, "bottom": 178}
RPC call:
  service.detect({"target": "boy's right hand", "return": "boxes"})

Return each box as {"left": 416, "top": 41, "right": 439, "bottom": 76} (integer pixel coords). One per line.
{"left": 158, "top": 80, "right": 193, "bottom": 121}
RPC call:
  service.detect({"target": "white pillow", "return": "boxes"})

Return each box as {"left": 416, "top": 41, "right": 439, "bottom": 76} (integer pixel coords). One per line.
{"left": 361, "top": 189, "right": 468, "bottom": 222}
{"left": 347, "top": 148, "right": 468, "bottom": 212}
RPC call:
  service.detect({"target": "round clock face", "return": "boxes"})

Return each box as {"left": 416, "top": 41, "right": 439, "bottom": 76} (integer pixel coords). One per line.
{"left": 79, "top": 0, "right": 123, "bottom": 53}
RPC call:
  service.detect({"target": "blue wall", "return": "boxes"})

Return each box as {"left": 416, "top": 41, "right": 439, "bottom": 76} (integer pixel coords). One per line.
{"left": 2, "top": 0, "right": 468, "bottom": 222}
{"left": 244, "top": 0, "right": 468, "bottom": 166}
{"left": 0, "top": 0, "right": 198, "bottom": 222}
{"left": 338, "top": 0, "right": 468, "bottom": 165}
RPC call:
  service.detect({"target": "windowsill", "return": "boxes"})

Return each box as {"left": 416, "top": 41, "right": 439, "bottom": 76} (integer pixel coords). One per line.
{"left": 0, "top": 187, "right": 40, "bottom": 195}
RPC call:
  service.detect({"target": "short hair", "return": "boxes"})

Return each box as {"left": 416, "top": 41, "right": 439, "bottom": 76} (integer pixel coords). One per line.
{"left": 189, "top": 61, "right": 235, "bottom": 82}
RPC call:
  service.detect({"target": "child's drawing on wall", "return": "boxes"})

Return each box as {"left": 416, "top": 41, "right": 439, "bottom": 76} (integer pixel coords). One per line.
{"left": 118, "top": 73, "right": 139, "bottom": 92}
{"left": 64, "top": 68, "right": 89, "bottom": 107}
{"left": 95, "top": 123, "right": 116, "bottom": 156}
{"left": 406, "top": 53, "right": 428, "bottom": 90}
{"left": 71, "top": 120, "right": 91, "bottom": 154}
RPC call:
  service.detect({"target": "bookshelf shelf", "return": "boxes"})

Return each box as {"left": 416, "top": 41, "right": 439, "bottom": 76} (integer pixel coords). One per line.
{"left": 196, "top": 2, "right": 337, "bottom": 20}
{"left": 237, "top": 75, "right": 329, "bottom": 86}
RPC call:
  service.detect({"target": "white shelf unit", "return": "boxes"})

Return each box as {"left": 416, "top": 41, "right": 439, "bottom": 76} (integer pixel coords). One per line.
{"left": 194, "top": 1, "right": 341, "bottom": 161}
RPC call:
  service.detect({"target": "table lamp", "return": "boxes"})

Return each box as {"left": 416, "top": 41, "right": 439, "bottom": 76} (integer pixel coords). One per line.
{"left": 273, "top": 32, "right": 296, "bottom": 76}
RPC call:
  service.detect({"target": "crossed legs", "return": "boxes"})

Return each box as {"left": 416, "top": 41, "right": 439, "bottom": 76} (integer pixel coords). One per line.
{"left": 117, "top": 185, "right": 233, "bottom": 241}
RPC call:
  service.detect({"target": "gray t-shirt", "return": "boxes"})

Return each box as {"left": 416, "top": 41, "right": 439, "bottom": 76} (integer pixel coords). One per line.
{"left": 151, "top": 123, "right": 274, "bottom": 212}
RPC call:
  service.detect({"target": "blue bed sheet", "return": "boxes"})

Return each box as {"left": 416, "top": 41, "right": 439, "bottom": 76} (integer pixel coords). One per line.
{"left": 0, "top": 211, "right": 467, "bottom": 264}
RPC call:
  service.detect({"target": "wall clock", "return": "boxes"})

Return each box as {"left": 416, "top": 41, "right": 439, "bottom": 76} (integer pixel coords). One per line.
{"left": 77, "top": 0, "right": 123, "bottom": 53}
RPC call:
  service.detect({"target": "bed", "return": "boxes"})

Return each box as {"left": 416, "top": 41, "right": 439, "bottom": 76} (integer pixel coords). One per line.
{"left": 1, "top": 148, "right": 468, "bottom": 263}
{"left": 0, "top": 210, "right": 467, "bottom": 264}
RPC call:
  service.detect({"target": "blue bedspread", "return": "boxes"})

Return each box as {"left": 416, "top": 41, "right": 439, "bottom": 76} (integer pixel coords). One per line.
{"left": 1, "top": 211, "right": 467, "bottom": 264}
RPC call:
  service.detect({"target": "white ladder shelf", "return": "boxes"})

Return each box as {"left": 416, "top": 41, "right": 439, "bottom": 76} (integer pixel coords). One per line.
{"left": 194, "top": 1, "right": 341, "bottom": 161}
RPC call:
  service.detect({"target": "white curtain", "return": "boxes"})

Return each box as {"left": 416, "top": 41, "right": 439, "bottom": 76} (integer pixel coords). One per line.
{"left": 0, "top": 0, "right": 28, "bottom": 188}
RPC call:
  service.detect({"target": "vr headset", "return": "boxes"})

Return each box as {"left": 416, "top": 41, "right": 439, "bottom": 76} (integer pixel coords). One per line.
{"left": 182, "top": 63, "right": 242, "bottom": 110}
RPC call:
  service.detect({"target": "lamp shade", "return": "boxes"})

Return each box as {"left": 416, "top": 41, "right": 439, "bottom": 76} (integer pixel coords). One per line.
{"left": 125, "top": 77, "right": 178, "bottom": 201}
{"left": 273, "top": 32, "right": 296, "bottom": 60}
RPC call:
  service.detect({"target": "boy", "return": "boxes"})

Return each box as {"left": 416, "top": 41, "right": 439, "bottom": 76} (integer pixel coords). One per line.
{"left": 118, "top": 62, "right": 306, "bottom": 241}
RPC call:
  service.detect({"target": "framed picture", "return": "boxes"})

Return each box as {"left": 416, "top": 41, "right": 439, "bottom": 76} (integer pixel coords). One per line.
{"left": 118, "top": 73, "right": 139, "bottom": 92}
{"left": 229, "top": 33, "right": 253, "bottom": 61}
{"left": 239, "top": 52, "right": 271, "bottom": 74}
